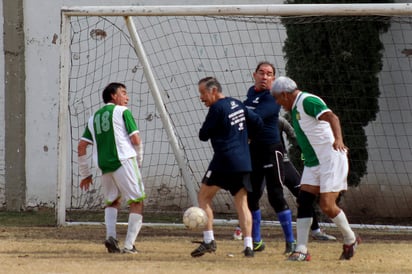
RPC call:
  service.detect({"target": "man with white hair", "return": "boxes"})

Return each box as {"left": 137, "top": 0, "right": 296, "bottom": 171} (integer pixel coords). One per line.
{"left": 270, "top": 76, "right": 360, "bottom": 261}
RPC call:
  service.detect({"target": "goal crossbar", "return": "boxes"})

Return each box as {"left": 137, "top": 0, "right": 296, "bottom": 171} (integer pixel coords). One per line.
{"left": 61, "top": 3, "right": 412, "bottom": 17}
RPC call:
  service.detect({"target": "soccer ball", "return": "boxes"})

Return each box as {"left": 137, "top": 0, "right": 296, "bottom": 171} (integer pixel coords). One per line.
{"left": 183, "top": 206, "right": 208, "bottom": 230}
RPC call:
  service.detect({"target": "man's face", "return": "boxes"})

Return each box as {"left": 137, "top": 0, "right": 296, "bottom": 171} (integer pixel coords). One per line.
{"left": 273, "top": 92, "right": 292, "bottom": 111}
{"left": 199, "top": 83, "right": 216, "bottom": 108}
{"left": 112, "top": 87, "right": 129, "bottom": 106}
{"left": 253, "top": 64, "right": 275, "bottom": 91}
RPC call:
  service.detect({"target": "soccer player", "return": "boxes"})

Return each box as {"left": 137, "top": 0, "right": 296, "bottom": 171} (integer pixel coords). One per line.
{"left": 243, "top": 61, "right": 295, "bottom": 255}
{"left": 190, "top": 77, "right": 263, "bottom": 258}
{"left": 271, "top": 76, "right": 360, "bottom": 261}
{"left": 279, "top": 116, "right": 336, "bottom": 241}
{"left": 78, "top": 82, "right": 145, "bottom": 254}
{"left": 232, "top": 117, "right": 336, "bottom": 242}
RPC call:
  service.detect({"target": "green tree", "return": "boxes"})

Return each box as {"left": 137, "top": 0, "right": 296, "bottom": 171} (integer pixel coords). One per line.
{"left": 282, "top": 0, "right": 392, "bottom": 186}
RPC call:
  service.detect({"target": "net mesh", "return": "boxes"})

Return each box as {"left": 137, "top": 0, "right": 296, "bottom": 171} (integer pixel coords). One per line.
{"left": 66, "top": 14, "right": 412, "bottom": 226}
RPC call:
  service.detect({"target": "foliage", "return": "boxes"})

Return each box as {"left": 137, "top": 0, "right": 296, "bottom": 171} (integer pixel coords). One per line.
{"left": 282, "top": 0, "right": 392, "bottom": 186}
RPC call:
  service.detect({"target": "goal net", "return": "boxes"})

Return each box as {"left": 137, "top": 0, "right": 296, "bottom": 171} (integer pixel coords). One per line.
{"left": 58, "top": 4, "right": 412, "bottom": 228}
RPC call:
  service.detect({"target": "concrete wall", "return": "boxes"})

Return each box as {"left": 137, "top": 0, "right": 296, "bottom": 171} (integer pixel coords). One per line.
{"left": 0, "top": 1, "right": 4, "bottom": 207}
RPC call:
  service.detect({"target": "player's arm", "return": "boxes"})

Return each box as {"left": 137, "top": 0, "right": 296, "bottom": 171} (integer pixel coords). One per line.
{"left": 78, "top": 139, "right": 93, "bottom": 191}
{"left": 130, "top": 132, "right": 143, "bottom": 167}
{"left": 304, "top": 95, "right": 347, "bottom": 152}
{"left": 279, "top": 116, "right": 299, "bottom": 148}
{"left": 253, "top": 95, "right": 281, "bottom": 120}
{"left": 245, "top": 107, "right": 263, "bottom": 140}
{"left": 279, "top": 116, "right": 296, "bottom": 140}
{"left": 319, "top": 111, "right": 348, "bottom": 152}
{"left": 199, "top": 106, "right": 219, "bottom": 141}
{"left": 123, "top": 109, "right": 144, "bottom": 167}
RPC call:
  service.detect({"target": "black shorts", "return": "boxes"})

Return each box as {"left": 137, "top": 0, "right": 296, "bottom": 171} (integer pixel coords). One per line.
{"left": 201, "top": 170, "right": 252, "bottom": 196}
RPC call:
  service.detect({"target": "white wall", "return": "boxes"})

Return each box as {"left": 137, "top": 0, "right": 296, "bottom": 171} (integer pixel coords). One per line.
{"left": 21, "top": 0, "right": 283, "bottom": 207}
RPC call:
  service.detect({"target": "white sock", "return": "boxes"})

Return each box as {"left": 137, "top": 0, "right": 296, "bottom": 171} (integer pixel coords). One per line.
{"left": 244, "top": 236, "right": 253, "bottom": 249}
{"left": 295, "top": 217, "right": 312, "bottom": 254}
{"left": 203, "top": 230, "right": 214, "bottom": 244}
{"left": 311, "top": 228, "right": 321, "bottom": 235}
{"left": 332, "top": 211, "right": 355, "bottom": 245}
{"left": 124, "top": 213, "right": 143, "bottom": 250}
{"left": 105, "top": 207, "right": 118, "bottom": 239}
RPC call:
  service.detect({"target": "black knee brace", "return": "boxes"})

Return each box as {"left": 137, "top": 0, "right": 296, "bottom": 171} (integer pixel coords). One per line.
{"left": 297, "top": 191, "right": 317, "bottom": 218}
{"left": 268, "top": 187, "right": 289, "bottom": 213}
{"left": 247, "top": 190, "right": 262, "bottom": 211}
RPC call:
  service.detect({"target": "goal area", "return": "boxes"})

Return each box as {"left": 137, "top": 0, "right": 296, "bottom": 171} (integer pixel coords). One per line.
{"left": 58, "top": 4, "right": 412, "bottom": 229}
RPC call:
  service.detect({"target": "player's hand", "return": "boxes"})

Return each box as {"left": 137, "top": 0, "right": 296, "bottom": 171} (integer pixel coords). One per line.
{"left": 80, "top": 175, "right": 93, "bottom": 191}
{"left": 333, "top": 139, "right": 348, "bottom": 153}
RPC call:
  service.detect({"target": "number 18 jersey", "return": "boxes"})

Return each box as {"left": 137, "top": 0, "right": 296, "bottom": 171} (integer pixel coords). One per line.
{"left": 81, "top": 103, "right": 139, "bottom": 174}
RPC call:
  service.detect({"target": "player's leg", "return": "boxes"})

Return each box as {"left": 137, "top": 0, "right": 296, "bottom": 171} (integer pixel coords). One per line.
{"left": 191, "top": 171, "right": 220, "bottom": 257}
{"left": 233, "top": 187, "right": 254, "bottom": 257}
{"left": 265, "top": 147, "right": 295, "bottom": 255}
{"left": 288, "top": 185, "right": 317, "bottom": 261}
{"left": 310, "top": 206, "right": 337, "bottom": 240}
{"left": 284, "top": 157, "right": 336, "bottom": 240}
{"left": 101, "top": 173, "right": 121, "bottom": 253}
{"left": 247, "top": 143, "right": 267, "bottom": 251}
{"left": 319, "top": 192, "right": 359, "bottom": 259}
{"left": 122, "top": 201, "right": 144, "bottom": 253}
{"left": 319, "top": 149, "right": 359, "bottom": 260}
{"left": 283, "top": 160, "right": 301, "bottom": 198}
{"left": 247, "top": 168, "right": 265, "bottom": 251}
{"left": 113, "top": 157, "right": 145, "bottom": 254}
{"left": 198, "top": 183, "right": 219, "bottom": 233}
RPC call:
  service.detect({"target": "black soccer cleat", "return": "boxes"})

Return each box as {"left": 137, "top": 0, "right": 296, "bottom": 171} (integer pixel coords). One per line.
{"left": 284, "top": 241, "right": 296, "bottom": 256}
{"left": 122, "top": 245, "right": 139, "bottom": 254}
{"left": 253, "top": 240, "right": 266, "bottom": 252}
{"left": 190, "top": 240, "right": 217, "bottom": 257}
{"left": 104, "top": 236, "right": 121, "bottom": 253}
{"left": 243, "top": 247, "right": 254, "bottom": 257}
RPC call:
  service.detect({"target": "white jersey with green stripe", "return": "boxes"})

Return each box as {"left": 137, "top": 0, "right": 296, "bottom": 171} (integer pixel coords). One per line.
{"left": 81, "top": 103, "right": 139, "bottom": 174}
{"left": 291, "top": 92, "right": 334, "bottom": 167}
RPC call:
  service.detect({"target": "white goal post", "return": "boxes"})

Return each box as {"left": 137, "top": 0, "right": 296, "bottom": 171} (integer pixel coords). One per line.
{"left": 58, "top": 4, "right": 412, "bottom": 227}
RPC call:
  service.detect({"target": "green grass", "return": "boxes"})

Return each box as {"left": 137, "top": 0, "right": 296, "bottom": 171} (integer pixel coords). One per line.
{"left": 0, "top": 208, "right": 56, "bottom": 226}
{"left": 0, "top": 208, "right": 185, "bottom": 226}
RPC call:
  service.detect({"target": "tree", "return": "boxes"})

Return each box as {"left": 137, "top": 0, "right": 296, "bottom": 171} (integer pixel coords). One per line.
{"left": 282, "top": 0, "right": 392, "bottom": 186}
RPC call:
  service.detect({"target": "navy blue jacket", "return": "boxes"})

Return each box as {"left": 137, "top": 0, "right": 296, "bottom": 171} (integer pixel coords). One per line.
{"left": 243, "top": 86, "right": 281, "bottom": 145}
{"left": 199, "top": 97, "right": 263, "bottom": 172}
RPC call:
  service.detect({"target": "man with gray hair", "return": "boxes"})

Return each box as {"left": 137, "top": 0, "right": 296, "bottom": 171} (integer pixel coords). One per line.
{"left": 191, "top": 76, "right": 263, "bottom": 258}
{"left": 271, "top": 76, "right": 360, "bottom": 261}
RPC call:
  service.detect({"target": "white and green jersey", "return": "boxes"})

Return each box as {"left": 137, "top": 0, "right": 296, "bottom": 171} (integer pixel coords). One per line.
{"left": 81, "top": 103, "right": 139, "bottom": 174}
{"left": 291, "top": 92, "right": 334, "bottom": 167}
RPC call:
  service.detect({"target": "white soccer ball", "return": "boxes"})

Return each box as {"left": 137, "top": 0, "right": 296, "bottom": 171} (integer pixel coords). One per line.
{"left": 183, "top": 206, "right": 208, "bottom": 230}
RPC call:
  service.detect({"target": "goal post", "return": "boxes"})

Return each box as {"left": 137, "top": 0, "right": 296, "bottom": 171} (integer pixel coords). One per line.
{"left": 123, "top": 15, "right": 199, "bottom": 208}
{"left": 58, "top": 4, "right": 412, "bottom": 227}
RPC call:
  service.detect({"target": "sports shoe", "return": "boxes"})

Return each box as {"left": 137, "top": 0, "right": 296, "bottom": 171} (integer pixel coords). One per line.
{"left": 312, "top": 230, "right": 337, "bottom": 241}
{"left": 122, "top": 245, "right": 139, "bottom": 254}
{"left": 243, "top": 247, "right": 254, "bottom": 257}
{"left": 339, "top": 236, "right": 361, "bottom": 260}
{"left": 284, "top": 241, "right": 296, "bottom": 256}
{"left": 191, "top": 240, "right": 217, "bottom": 257}
{"left": 104, "top": 236, "right": 120, "bottom": 253}
{"left": 253, "top": 240, "right": 265, "bottom": 252}
{"left": 288, "top": 251, "right": 311, "bottom": 262}
{"left": 233, "top": 227, "right": 243, "bottom": 240}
